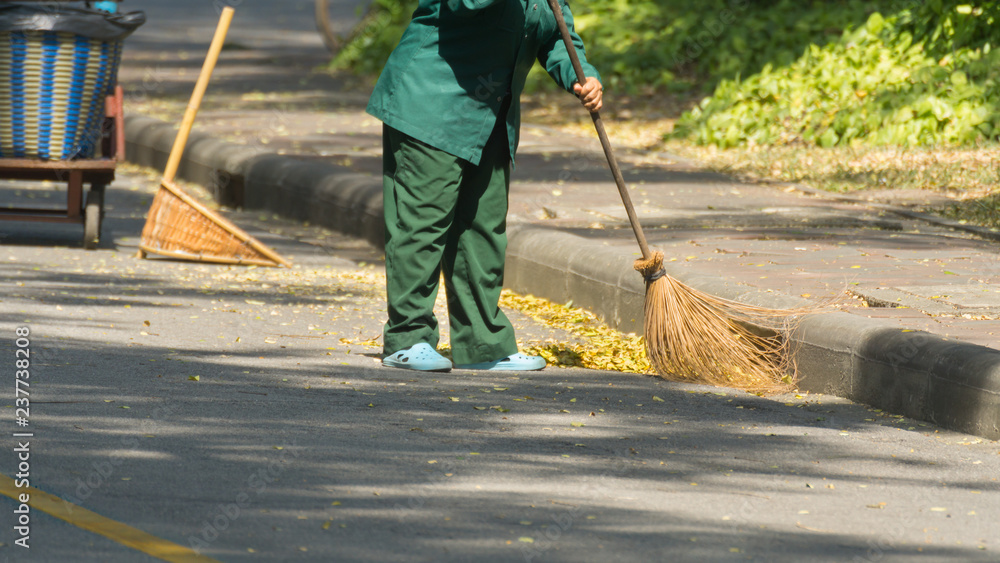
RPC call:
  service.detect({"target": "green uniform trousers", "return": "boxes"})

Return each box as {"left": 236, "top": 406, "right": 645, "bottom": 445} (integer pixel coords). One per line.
{"left": 381, "top": 114, "right": 517, "bottom": 366}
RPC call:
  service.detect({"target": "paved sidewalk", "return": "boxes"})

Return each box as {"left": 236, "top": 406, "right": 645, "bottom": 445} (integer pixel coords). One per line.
{"left": 117, "top": 1, "right": 998, "bottom": 439}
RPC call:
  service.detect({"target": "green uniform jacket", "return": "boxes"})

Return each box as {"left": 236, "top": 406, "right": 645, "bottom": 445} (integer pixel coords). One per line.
{"left": 366, "top": 0, "right": 601, "bottom": 166}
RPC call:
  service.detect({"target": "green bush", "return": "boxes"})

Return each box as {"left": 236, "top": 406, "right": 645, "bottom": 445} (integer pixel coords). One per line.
{"left": 331, "top": 0, "right": 416, "bottom": 77}
{"left": 674, "top": 2, "right": 1000, "bottom": 147}
{"left": 567, "top": 0, "right": 891, "bottom": 93}
{"left": 333, "top": 1, "right": 1000, "bottom": 148}
{"left": 332, "top": 0, "right": 890, "bottom": 93}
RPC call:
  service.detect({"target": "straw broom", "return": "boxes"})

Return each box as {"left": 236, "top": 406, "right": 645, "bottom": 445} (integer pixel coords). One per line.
{"left": 137, "top": 7, "right": 290, "bottom": 268}
{"left": 546, "top": 0, "right": 802, "bottom": 391}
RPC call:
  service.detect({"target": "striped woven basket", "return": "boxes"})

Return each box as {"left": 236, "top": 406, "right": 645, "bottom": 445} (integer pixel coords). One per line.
{"left": 0, "top": 30, "right": 123, "bottom": 160}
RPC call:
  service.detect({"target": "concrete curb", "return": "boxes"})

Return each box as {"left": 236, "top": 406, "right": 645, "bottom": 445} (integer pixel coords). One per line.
{"left": 124, "top": 115, "right": 1000, "bottom": 440}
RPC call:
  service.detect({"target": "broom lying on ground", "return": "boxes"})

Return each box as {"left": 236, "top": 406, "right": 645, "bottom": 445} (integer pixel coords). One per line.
{"left": 546, "top": 0, "right": 814, "bottom": 392}
{"left": 137, "top": 7, "right": 290, "bottom": 269}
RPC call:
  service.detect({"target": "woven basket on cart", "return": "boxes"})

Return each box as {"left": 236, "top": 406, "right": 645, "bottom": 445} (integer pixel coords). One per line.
{"left": 0, "top": 5, "right": 143, "bottom": 160}
{"left": 140, "top": 179, "right": 291, "bottom": 268}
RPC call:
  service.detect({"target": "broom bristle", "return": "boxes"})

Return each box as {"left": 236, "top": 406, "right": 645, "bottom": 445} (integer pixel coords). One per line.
{"left": 635, "top": 251, "right": 808, "bottom": 393}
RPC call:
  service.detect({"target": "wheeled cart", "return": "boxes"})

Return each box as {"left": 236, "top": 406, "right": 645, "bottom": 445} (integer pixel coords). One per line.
{"left": 0, "top": 1, "right": 142, "bottom": 248}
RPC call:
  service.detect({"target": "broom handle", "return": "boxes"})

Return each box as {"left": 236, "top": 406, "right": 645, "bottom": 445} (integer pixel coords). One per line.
{"left": 162, "top": 7, "right": 235, "bottom": 183}
{"left": 545, "top": 0, "right": 652, "bottom": 260}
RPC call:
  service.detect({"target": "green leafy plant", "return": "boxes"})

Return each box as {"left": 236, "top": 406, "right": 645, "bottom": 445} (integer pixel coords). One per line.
{"left": 333, "top": 1, "right": 1000, "bottom": 149}
{"left": 330, "top": 0, "right": 417, "bottom": 77}
{"left": 673, "top": 2, "right": 1000, "bottom": 147}
{"left": 330, "top": 0, "right": 892, "bottom": 94}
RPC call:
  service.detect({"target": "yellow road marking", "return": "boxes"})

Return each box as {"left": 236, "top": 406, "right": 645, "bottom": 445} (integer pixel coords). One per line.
{"left": 0, "top": 473, "right": 220, "bottom": 563}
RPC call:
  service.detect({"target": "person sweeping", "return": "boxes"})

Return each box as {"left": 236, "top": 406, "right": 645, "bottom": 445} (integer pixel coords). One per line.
{"left": 367, "top": 0, "right": 603, "bottom": 372}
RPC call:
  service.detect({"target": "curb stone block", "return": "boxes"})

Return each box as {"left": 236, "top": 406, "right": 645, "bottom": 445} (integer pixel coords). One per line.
{"left": 504, "top": 226, "right": 646, "bottom": 334}
{"left": 795, "top": 313, "right": 1000, "bottom": 439}
{"left": 857, "top": 329, "right": 1000, "bottom": 438}
{"left": 789, "top": 312, "right": 869, "bottom": 398}
{"left": 242, "top": 154, "right": 386, "bottom": 245}
{"left": 614, "top": 263, "right": 646, "bottom": 334}
{"left": 505, "top": 226, "right": 576, "bottom": 306}
{"left": 854, "top": 328, "right": 933, "bottom": 425}
{"left": 566, "top": 243, "right": 639, "bottom": 332}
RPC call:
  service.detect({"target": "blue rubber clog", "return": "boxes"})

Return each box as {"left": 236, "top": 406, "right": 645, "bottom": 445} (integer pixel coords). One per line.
{"left": 455, "top": 353, "right": 546, "bottom": 371}
{"left": 382, "top": 343, "right": 453, "bottom": 372}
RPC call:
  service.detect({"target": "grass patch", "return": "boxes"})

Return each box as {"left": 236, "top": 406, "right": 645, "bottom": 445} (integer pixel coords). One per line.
{"left": 939, "top": 191, "right": 1000, "bottom": 228}
{"left": 662, "top": 141, "right": 1000, "bottom": 194}
{"left": 674, "top": 8, "right": 1000, "bottom": 149}
{"left": 661, "top": 142, "right": 1000, "bottom": 228}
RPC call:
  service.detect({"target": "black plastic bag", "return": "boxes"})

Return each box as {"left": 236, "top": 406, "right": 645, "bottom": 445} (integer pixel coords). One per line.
{"left": 0, "top": 4, "right": 145, "bottom": 40}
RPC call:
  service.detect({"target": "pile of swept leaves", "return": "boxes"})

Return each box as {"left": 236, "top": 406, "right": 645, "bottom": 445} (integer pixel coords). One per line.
{"left": 674, "top": 3, "right": 1000, "bottom": 147}
{"left": 499, "top": 290, "right": 651, "bottom": 374}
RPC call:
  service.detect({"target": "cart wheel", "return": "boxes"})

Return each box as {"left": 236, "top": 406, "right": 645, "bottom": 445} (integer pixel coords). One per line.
{"left": 83, "top": 184, "right": 105, "bottom": 250}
